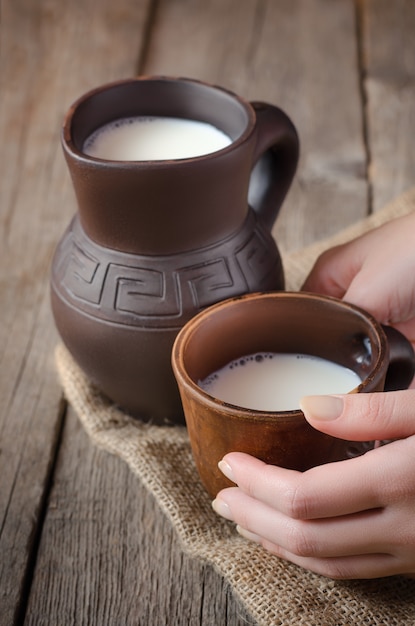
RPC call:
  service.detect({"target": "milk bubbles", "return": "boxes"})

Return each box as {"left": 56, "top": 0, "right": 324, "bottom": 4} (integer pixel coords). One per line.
{"left": 199, "top": 352, "right": 362, "bottom": 412}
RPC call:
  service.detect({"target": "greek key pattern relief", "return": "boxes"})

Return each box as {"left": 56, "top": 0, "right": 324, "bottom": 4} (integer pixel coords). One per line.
{"left": 53, "top": 216, "right": 282, "bottom": 328}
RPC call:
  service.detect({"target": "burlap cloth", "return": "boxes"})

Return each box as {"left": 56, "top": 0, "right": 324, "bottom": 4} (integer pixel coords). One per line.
{"left": 56, "top": 188, "right": 415, "bottom": 626}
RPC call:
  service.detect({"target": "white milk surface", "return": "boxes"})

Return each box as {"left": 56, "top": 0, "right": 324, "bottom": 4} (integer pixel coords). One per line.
{"left": 83, "top": 116, "right": 232, "bottom": 161}
{"left": 199, "top": 352, "right": 362, "bottom": 411}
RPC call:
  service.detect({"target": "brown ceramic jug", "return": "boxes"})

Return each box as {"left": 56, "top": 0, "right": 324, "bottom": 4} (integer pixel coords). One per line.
{"left": 50, "top": 76, "right": 299, "bottom": 424}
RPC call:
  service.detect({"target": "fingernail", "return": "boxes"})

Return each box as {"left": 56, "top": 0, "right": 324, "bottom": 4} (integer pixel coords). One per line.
{"left": 300, "top": 395, "right": 344, "bottom": 420}
{"left": 212, "top": 498, "right": 233, "bottom": 520}
{"left": 218, "top": 459, "right": 235, "bottom": 482}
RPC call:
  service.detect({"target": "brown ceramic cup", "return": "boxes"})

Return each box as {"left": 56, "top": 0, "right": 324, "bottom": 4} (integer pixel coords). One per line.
{"left": 171, "top": 291, "right": 415, "bottom": 497}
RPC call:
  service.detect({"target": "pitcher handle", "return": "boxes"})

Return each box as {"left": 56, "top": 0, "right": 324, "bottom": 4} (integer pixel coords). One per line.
{"left": 382, "top": 325, "right": 415, "bottom": 391}
{"left": 248, "top": 102, "right": 299, "bottom": 231}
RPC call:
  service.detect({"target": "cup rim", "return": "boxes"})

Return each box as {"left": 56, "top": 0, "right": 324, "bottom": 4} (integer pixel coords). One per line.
{"left": 171, "top": 291, "right": 388, "bottom": 422}
{"left": 62, "top": 75, "right": 256, "bottom": 166}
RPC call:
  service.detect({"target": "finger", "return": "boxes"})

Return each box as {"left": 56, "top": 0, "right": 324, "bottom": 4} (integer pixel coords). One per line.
{"left": 217, "top": 451, "right": 389, "bottom": 519}
{"left": 214, "top": 487, "right": 399, "bottom": 560}
{"left": 343, "top": 270, "right": 415, "bottom": 326}
{"left": 301, "top": 215, "right": 415, "bottom": 326}
{"left": 301, "top": 244, "right": 357, "bottom": 298}
{"left": 236, "top": 527, "right": 401, "bottom": 579}
{"left": 300, "top": 390, "right": 415, "bottom": 441}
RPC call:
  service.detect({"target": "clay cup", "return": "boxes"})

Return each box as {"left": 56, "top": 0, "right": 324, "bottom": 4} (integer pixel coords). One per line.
{"left": 171, "top": 291, "right": 415, "bottom": 497}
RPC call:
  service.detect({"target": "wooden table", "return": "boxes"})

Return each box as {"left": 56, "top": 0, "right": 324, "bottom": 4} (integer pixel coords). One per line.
{"left": 2, "top": 1, "right": 415, "bottom": 623}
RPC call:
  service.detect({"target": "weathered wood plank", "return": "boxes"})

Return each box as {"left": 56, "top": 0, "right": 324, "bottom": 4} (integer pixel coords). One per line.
{"left": 0, "top": 0, "right": 152, "bottom": 622}
{"left": 6, "top": 0, "right": 414, "bottom": 624}
{"left": 24, "top": 407, "right": 254, "bottom": 626}
{"left": 0, "top": 0, "right": 255, "bottom": 624}
{"left": 145, "top": 0, "right": 369, "bottom": 251}
{"left": 359, "top": 0, "right": 415, "bottom": 212}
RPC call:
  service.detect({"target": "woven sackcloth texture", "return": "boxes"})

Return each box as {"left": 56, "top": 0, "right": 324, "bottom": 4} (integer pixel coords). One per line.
{"left": 56, "top": 187, "right": 415, "bottom": 626}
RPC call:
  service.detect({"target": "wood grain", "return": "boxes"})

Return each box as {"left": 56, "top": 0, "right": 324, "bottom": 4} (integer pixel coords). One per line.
{"left": 1, "top": 0, "right": 415, "bottom": 624}
{"left": 24, "top": 407, "right": 254, "bottom": 625}
{"left": 145, "top": 0, "right": 369, "bottom": 251}
{"left": 359, "top": 0, "right": 415, "bottom": 212}
{"left": 0, "top": 0, "right": 151, "bottom": 622}
{"left": 0, "top": 0, "right": 254, "bottom": 624}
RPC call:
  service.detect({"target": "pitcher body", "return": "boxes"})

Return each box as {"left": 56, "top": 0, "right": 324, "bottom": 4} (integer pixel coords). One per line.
{"left": 51, "top": 77, "right": 299, "bottom": 423}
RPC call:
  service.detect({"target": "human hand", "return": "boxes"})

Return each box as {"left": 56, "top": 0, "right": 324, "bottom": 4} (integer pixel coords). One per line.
{"left": 302, "top": 212, "right": 415, "bottom": 363}
{"left": 212, "top": 390, "right": 415, "bottom": 579}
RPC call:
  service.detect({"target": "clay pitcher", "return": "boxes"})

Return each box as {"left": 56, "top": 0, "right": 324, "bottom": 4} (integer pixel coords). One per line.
{"left": 50, "top": 76, "right": 299, "bottom": 424}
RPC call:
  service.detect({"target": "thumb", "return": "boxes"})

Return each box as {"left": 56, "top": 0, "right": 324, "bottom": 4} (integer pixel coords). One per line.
{"left": 300, "top": 390, "right": 415, "bottom": 441}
